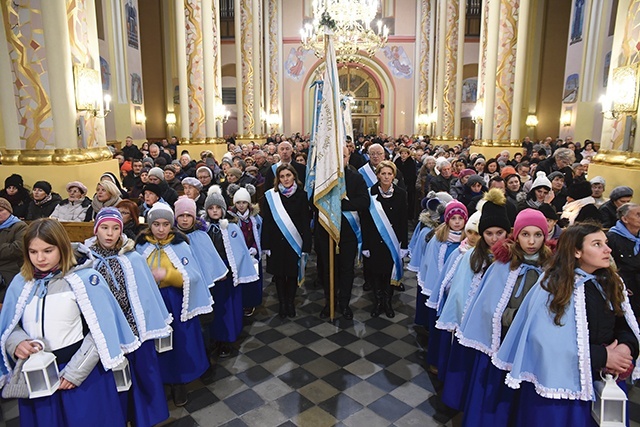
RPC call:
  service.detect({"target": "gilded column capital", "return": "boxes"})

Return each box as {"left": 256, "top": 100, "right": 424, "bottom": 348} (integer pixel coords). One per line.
{"left": 592, "top": 149, "right": 640, "bottom": 169}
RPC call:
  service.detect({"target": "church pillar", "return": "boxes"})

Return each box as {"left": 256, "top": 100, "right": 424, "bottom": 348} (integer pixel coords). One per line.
{"left": 434, "top": 0, "right": 465, "bottom": 145}
{"left": 184, "top": 0, "right": 206, "bottom": 143}
{"left": 202, "top": 0, "right": 224, "bottom": 141}
{"left": 175, "top": 0, "right": 190, "bottom": 142}
{"left": 0, "top": 0, "right": 117, "bottom": 193}
{"left": 234, "top": 0, "right": 265, "bottom": 142}
{"left": 591, "top": 0, "right": 640, "bottom": 196}
{"left": 414, "top": 0, "right": 436, "bottom": 137}
{"left": 265, "top": 0, "right": 283, "bottom": 134}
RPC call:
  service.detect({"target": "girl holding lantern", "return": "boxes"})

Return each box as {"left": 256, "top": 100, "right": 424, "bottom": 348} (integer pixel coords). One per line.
{"left": 0, "top": 218, "right": 139, "bottom": 426}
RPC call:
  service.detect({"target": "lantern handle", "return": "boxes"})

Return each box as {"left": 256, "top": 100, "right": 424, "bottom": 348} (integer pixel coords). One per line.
{"left": 30, "top": 339, "right": 45, "bottom": 353}
{"left": 599, "top": 370, "right": 619, "bottom": 382}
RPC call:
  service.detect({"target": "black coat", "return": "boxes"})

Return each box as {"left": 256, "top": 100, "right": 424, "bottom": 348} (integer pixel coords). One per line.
{"left": 585, "top": 280, "right": 639, "bottom": 377}
{"left": 361, "top": 184, "right": 408, "bottom": 269}
{"left": 26, "top": 193, "right": 62, "bottom": 220}
{"left": 429, "top": 174, "right": 453, "bottom": 193}
{"left": 599, "top": 200, "right": 618, "bottom": 228}
{"left": 607, "top": 230, "right": 640, "bottom": 316}
{"left": 261, "top": 187, "right": 312, "bottom": 277}
{"left": 535, "top": 157, "right": 574, "bottom": 187}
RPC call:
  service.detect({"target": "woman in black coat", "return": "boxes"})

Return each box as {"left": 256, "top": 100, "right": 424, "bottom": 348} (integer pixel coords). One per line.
{"left": 261, "top": 163, "right": 312, "bottom": 318}
{"left": 361, "top": 160, "right": 408, "bottom": 318}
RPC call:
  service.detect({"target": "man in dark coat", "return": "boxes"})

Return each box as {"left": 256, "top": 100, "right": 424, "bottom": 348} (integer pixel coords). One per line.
{"left": 315, "top": 147, "right": 370, "bottom": 320}
{"left": 394, "top": 147, "right": 417, "bottom": 219}
{"left": 535, "top": 147, "right": 575, "bottom": 187}
{"left": 121, "top": 136, "right": 142, "bottom": 161}
{"left": 263, "top": 141, "right": 306, "bottom": 191}
{"left": 429, "top": 160, "right": 454, "bottom": 193}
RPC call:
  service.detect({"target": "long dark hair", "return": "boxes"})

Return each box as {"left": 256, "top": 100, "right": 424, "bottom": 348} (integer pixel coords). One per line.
{"left": 470, "top": 236, "right": 493, "bottom": 274}
{"left": 542, "top": 222, "right": 625, "bottom": 326}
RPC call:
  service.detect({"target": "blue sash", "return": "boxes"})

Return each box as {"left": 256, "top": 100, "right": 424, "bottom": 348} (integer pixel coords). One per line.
{"left": 342, "top": 211, "right": 362, "bottom": 257}
{"left": 265, "top": 189, "right": 307, "bottom": 286}
{"left": 358, "top": 163, "right": 377, "bottom": 188}
{"left": 271, "top": 161, "right": 281, "bottom": 177}
{"left": 368, "top": 192, "right": 403, "bottom": 283}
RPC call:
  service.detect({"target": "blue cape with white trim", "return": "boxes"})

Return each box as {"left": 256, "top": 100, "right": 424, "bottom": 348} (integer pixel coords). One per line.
{"left": 0, "top": 267, "right": 140, "bottom": 388}
{"left": 184, "top": 229, "right": 229, "bottom": 287}
{"left": 136, "top": 240, "right": 213, "bottom": 322}
{"left": 418, "top": 238, "right": 459, "bottom": 296}
{"left": 407, "top": 225, "right": 432, "bottom": 272}
{"left": 91, "top": 248, "right": 173, "bottom": 343}
{"left": 493, "top": 269, "right": 640, "bottom": 401}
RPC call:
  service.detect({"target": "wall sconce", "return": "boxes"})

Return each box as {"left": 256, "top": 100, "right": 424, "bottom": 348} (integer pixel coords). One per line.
{"left": 74, "top": 65, "right": 111, "bottom": 118}
{"left": 134, "top": 107, "right": 146, "bottom": 125}
{"left": 214, "top": 102, "right": 230, "bottom": 124}
{"left": 525, "top": 114, "right": 538, "bottom": 127}
{"left": 471, "top": 101, "right": 484, "bottom": 124}
{"left": 561, "top": 110, "right": 572, "bottom": 127}
{"left": 600, "top": 65, "right": 640, "bottom": 120}
{"left": 166, "top": 112, "right": 177, "bottom": 126}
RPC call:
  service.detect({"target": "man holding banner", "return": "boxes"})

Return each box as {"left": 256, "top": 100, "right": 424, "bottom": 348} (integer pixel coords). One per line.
{"left": 315, "top": 147, "right": 369, "bottom": 320}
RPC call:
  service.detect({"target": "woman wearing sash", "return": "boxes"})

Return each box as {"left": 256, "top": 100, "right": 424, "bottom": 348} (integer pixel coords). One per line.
{"left": 494, "top": 223, "right": 640, "bottom": 426}
{"left": 0, "top": 218, "right": 138, "bottom": 426}
{"left": 135, "top": 203, "right": 212, "bottom": 407}
{"left": 262, "top": 164, "right": 311, "bottom": 318}
{"left": 89, "top": 207, "right": 172, "bottom": 427}
{"left": 361, "top": 161, "right": 408, "bottom": 318}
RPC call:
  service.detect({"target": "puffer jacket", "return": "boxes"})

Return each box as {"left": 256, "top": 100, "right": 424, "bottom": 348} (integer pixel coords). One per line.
{"left": 50, "top": 197, "right": 92, "bottom": 222}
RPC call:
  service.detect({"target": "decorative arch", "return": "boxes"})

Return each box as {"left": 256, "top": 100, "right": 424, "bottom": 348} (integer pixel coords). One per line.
{"left": 302, "top": 55, "right": 396, "bottom": 136}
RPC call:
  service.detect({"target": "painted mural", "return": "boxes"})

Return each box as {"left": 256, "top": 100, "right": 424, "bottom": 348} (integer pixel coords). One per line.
{"left": 570, "top": 0, "right": 585, "bottom": 44}
{"left": 100, "top": 56, "right": 111, "bottom": 90}
{"left": 462, "top": 77, "right": 477, "bottom": 103}
{"left": 285, "top": 46, "right": 309, "bottom": 81}
{"left": 563, "top": 73, "right": 579, "bottom": 103}
{"left": 131, "top": 73, "right": 143, "bottom": 104}
{"left": 382, "top": 46, "right": 413, "bottom": 79}
{"left": 126, "top": 0, "right": 139, "bottom": 49}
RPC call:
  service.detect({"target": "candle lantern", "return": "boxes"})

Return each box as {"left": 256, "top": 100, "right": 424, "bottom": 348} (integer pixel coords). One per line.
{"left": 22, "top": 340, "right": 59, "bottom": 399}
{"left": 592, "top": 373, "right": 627, "bottom": 426}
{"left": 112, "top": 358, "right": 132, "bottom": 392}
{"left": 155, "top": 328, "right": 173, "bottom": 353}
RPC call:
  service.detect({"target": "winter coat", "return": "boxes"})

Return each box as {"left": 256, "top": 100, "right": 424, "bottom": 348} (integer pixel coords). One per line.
{"left": 26, "top": 193, "right": 62, "bottom": 220}
{"left": 0, "top": 219, "right": 27, "bottom": 301}
{"left": 50, "top": 197, "right": 92, "bottom": 222}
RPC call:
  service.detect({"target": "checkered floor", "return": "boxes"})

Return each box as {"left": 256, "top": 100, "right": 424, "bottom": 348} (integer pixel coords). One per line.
{"left": 4, "top": 252, "right": 640, "bottom": 426}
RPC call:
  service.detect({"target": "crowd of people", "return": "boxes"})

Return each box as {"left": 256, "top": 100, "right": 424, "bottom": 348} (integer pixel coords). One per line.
{"left": 0, "top": 131, "right": 638, "bottom": 426}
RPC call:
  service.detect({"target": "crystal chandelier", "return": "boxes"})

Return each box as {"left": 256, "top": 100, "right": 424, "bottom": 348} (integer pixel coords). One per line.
{"left": 300, "top": 0, "right": 388, "bottom": 63}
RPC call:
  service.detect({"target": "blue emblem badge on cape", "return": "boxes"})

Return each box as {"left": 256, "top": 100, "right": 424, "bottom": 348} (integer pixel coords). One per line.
{"left": 90, "top": 274, "right": 100, "bottom": 286}
{"left": 181, "top": 257, "right": 189, "bottom": 265}
{"left": 231, "top": 230, "right": 238, "bottom": 238}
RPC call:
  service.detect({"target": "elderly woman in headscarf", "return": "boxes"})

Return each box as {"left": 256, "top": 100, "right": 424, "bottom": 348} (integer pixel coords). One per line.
{"left": 25, "top": 181, "right": 62, "bottom": 220}
{"left": 50, "top": 181, "right": 92, "bottom": 222}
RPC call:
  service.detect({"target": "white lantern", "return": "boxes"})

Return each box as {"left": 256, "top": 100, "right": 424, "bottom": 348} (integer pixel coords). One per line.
{"left": 155, "top": 328, "right": 173, "bottom": 353}
{"left": 592, "top": 373, "right": 627, "bottom": 426}
{"left": 112, "top": 358, "right": 132, "bottom": 392}
{"left": 22, "top": 340, "right": 60, "bottom": 399}
{"left": 253, "top": 258, "right": 260, "bottom": 275}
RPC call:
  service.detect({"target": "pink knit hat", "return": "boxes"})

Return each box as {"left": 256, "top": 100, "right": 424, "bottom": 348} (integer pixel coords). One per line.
{"left": 174, "top": 196, "right": 197, "bottom": 219}
{"left": 444, "top": 200, "right": 468, "bottom": 224}
{"left": 513, "top": 208, "right": 548, "bottom": 241}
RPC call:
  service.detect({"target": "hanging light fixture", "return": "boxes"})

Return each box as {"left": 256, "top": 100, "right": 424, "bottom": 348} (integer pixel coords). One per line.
{"left": 300, "top": 0, "right": 388, "bottom": 63}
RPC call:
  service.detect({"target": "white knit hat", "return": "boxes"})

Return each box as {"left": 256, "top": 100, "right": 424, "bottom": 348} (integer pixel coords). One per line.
{"left": 233, "top": 187, "right": 252, "bottom": 205}
{"left": 530, "top": 171, "right": 552, "bottom": 190}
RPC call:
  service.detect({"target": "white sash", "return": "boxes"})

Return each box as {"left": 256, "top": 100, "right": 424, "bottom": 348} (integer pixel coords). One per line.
{"left": 368, "top": 192, "right": 403, "bottom": 283}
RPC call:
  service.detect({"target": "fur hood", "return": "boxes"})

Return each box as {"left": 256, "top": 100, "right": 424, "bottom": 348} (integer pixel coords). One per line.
{"left": 418, "top": 210, "right": 440, "bottom": 229}
{"left": 228, "top": 204, "right": 260, "bottom": 223}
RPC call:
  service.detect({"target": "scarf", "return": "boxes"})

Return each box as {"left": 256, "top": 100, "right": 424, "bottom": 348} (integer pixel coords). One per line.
{"left": 278, "top": 182, "right": 297, "bottom": 197}
{"left": 34, "top": 194, "right": 52, "bottom": 206}
{"left": 610, "top": 220, "right": 640, "bottom": 256}
{"left": 236, "top": 209, "right": 250, "bottom": 221}
{"left": 379, "top": 184, "right": 394, "bottom": 199}
{"left": 0, "top": 215, "right": 20, "bottom": 230}
{"left": 526, "top": 198, "right": 542, "bottom": 209}
{"left": 447, "top": 230, "right": 463, "bottom": 243}
{"left": 92, "top": 193, "right": 122, "bottom": 214}
{"left": 561, "top": 196, "right": 596, "bottom": 225}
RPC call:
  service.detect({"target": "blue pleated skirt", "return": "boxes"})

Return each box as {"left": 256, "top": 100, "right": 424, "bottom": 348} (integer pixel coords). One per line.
{"left": 212, "top": 275, "right": 243, "bottom": 343}
{"left": 512, "top": 382, "right": 597, "bottom": 427}
{"left": 119, "top": 340, "right": 169, "bottom": 427}
{"left": 242, "top": 258, "right": 263, "bottom": 308}
{"left": 426, "top": 308, "right": 451, "bottom": 382}
{"left": 18, "top": 362, "right": 125, "bottom": 427}
{"left": 159, "top": 286, "right": 209, "bottom": 384}
{"left": 441, "top": 338, "right": 476, "bottom": 411}
{"left": 462, "top": 352, "right": 516, "bottom": 427}
{"left": 415, "top": 288, "right": 428, "bottom": 325}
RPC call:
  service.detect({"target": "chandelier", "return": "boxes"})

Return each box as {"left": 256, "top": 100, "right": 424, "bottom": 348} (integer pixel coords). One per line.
{"left": 300, "top": 0, "right": 388, "bottom": 63}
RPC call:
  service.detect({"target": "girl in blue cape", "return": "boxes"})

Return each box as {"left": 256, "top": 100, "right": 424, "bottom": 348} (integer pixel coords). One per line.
{"left": 0, "top": 218, "right": 139, "bottom": 427}
{"left": 456, "top": 208, "right": 551, "bottom": 426}
{"left": 135, "top": 203, "right": 213, "bottom": 407}
{"left": 494, "top": 222, "right": 640, "bottom": 427}
{"left": 426, "top": 210, "right": 481, "bottom": 382}
{"left": 204, "top": 186, "right": 259, "bottom": 358}
{"left": 436, "top": 189, "right": 510, "bottom": 411}
{"left": 227, "top": 185, "right": 263, "bottom": 317}
{"left": 90, "top": 207, "right": 173, "bottom": 427}
{"left": 419, "top": 200, "right": 468, "bottom": 375}
{"left": 409, "top": 192, "right": 450, "bottom": 325}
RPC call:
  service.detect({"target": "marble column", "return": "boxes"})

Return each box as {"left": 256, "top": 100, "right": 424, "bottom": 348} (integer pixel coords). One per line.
{"left": 265, "top": 0, "right": 283, "bottom": 134}
{"left": 184, "top": 0, "right": 206, "bottom": 143}
{"left": 434, "top": 0, "right": 465, "bottom": 143}
{"left": 414, "top": 0, "right": 436, "bottom": 136}
{"left": 175, "top": 0, "right": 190, "bottom": 142}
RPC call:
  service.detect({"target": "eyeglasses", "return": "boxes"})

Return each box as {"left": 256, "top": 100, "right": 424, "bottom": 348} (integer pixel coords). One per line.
{"left": 119, "top": 211, "right": 131, "bottom": 216}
